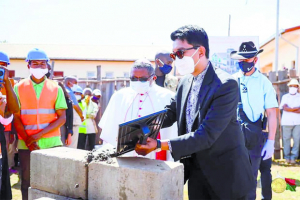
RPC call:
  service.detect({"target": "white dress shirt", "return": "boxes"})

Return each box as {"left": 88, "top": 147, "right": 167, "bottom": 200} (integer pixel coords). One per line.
{"left": 280, "top": 93, "right": 300, "bottom": 126}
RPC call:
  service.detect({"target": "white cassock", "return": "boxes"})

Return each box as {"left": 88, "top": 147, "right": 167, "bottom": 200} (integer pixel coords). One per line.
{"left": 99, "top": 83, "right": 177, "bottom": 161}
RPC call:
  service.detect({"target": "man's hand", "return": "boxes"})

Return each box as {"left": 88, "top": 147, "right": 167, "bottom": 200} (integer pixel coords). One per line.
{"left": 27, "top": 142, "right": 40, "bottom": 151}
{"left": 80, "top": 115, "right": 85, "bottom": 122}
{"left": 65, "top": 133, "right": 72, "bottom": 146}
{"left": 25, "top": 133, "right": 42, "bottom": 146}
{"left": 261, "top": 139, "right": 275, "bottom": 160}
{"left": 135, "top": 137, "right": 157, "bottom": 156}
{"left": 283, "top": 104, "right": 296, "bottom": 112}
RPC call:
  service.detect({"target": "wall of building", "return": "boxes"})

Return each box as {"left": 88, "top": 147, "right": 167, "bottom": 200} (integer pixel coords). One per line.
{"left": 8, "top": 59, "right": 153, "bottom": 79}
{"left": 260, "top": 31, "right": 300, "bottom": 73}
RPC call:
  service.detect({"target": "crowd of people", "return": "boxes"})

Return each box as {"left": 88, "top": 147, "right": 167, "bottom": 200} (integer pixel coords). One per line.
{"left": 0, "top": 24, "right": 298, "bottom": 200}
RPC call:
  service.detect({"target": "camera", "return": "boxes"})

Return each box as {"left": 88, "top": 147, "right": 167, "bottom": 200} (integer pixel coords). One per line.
{"left": 0, "top": 68, "right": 4, "bottom": 83}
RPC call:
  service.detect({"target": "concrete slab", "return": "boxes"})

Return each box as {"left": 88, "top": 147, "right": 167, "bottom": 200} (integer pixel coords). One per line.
{"left": 88, "top": 157, "right": 184, "bottom": 200}
{"left": 30, "top": 147, "right": 88, "bottom": 199}
{"left": 28, "top": 188, "right": 77, "bottom": 200}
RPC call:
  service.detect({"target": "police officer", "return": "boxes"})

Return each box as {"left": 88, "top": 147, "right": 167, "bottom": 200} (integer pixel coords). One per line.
{"left": 231, "top": 41, "right": 278, "bottom": 200}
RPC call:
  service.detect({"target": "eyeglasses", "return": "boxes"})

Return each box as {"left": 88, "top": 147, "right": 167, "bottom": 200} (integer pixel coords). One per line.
{"left": 170, "top": 46, "right": 200, "bottom": 60}
{"left": 130, "top": 74, "right": 154, "bottom": 82}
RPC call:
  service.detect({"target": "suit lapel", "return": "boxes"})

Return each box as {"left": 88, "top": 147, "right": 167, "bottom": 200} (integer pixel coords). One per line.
{"left": 192, "top": 63, "right": 215, "bottom": 122}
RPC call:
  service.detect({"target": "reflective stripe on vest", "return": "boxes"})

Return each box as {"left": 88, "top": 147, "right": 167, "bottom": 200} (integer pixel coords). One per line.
{"left": 24, "top": 123, "right": 50, "bottom": 130}
{"left": 17, "top": 78, "right": 60, "bottom": 140}
{"left": 21, "top": 109, "right": 55, "bottom": 115}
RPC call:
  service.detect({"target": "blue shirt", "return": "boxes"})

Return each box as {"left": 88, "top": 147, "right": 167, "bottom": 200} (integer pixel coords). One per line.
{"left": 233, "top": 68, "right": 278, "bottom": 122}
{"left": 65, "top": 85, "right": 78, "bottom": 105}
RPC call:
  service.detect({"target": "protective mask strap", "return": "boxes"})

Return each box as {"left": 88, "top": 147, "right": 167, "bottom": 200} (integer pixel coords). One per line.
{"left": 192, "top": 48, "right": 201, "bottom": 67}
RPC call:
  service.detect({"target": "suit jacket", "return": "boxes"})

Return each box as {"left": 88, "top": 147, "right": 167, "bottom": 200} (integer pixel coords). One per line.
{"left": 163, "top": 63, "right": 254, "bottom": 199}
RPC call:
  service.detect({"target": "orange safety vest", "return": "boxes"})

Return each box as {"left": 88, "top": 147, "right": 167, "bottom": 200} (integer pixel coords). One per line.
{"left": 17, "top": 78, "right": 60, "bottom": 140}
{"left": 1, "top": 78, "right": 15, "bottom": 132}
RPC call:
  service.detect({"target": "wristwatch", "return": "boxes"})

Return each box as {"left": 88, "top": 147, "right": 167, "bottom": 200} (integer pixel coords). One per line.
{"left": 155, "top": 139, "right": 162, "bottom": 152}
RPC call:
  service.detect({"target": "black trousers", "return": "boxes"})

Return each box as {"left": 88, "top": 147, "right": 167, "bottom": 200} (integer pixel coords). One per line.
{"left": 19, "top": 149, "right": 31, "bottom": 200}
{"left": 0, "top": 125, "right": 12, "bottom": 200}
{"left": 259, "top": 158, "right": 272, "bottom": 200}
{"left": 184, "top": 158, "right": 248, "bottom": 200}
{"left": 77, "top": 133, "right": 96, "bottom": 151}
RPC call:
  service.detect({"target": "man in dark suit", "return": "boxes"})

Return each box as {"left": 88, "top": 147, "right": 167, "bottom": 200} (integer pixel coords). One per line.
{"left": 135, "top": 25, "right": 254, "bottom": 200}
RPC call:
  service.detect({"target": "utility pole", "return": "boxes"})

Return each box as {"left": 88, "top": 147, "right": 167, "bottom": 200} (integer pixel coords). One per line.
{"left": 274, "top": 0, "right": 280, "bottom": 72}
{"left": 228, "top": 15, "right": 231, "bottom": 36}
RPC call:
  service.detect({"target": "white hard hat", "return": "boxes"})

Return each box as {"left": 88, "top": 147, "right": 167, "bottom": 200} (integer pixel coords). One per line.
{"left": 287, "top": 79, "right": 300, "bottom": 86}
{"left": 93, "top": 89, "right": 102, "bottom": 96}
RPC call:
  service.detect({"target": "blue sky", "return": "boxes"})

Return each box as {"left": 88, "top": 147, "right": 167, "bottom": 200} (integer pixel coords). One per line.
{"left": 0, "top": 0, "right": 299, "bottom": 46}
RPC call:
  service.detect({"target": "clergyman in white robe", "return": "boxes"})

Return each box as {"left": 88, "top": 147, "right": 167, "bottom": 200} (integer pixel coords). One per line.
{"left": 99, "top": 83, "right": 177, "bottom": 161}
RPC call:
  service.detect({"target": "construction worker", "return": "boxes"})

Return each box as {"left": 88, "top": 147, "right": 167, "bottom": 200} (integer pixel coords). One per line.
{"left": 13, "top": 48, "right": 67, "bottom": 200}
{"left": 0, "top": 51, "right": 20, "bottom": 200}
{"left": 73, "top": 85, "right": 87, "bottom": 148}
{"left": 78, "top": 88, "right": 98, "bottom": 150}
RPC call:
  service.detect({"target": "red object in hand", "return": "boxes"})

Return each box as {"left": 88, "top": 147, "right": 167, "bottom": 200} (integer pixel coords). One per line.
{"left": 156, "top": 132, "right": 166, "bottom": 161}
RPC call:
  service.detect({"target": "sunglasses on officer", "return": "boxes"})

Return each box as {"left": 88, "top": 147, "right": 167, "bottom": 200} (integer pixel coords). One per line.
{"left": 170, "top": 46, "right": 200, "bottom": 60}
{"left": 130, "top": 74, "right": 154, "bottom": 82}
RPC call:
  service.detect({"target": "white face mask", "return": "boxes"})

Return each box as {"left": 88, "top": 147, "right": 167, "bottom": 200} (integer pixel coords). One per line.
{"left": 130, "top": 81, "right": 151, "bottom": 94}
{"left": 289, "top": 87, "right": 298, "bottom": 95}
{"left": 30, "top": 68, "right": 48, "bottom": 79}
{"left": 75, "top": 95, "right": 82, "bottom": 101}
{"left": 174, "top": 48, "right": 200, "bottom": 75}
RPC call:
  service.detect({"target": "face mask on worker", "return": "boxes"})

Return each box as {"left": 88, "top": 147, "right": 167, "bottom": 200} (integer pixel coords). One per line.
{"left": 289, "top": 87, "right": 298, "bottom": 95}
{"left": 130, "top": 81, "right": 151, "bottom": 94}
{"left": 159, "top": 64, "right": 172, "bottom": 75}
{"left": 70, "top": 84, "right": 77, "bottom": 91}
{"left": 238, "top": 61, "right": 255, "bottom": 73}
{"left": 92, "top": 96, "right": 100, "bottom": 101}
{"left": 29, "top": 67, "right": 48, "bottom": 79}
{"left": 75, "top": 95, "right": 82, "bottom": 101}
{"left": 174, "top": 48, "right": 200, "bottom": 75}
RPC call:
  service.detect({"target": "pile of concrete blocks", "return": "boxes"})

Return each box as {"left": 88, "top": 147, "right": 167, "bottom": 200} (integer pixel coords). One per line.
{"left": 29, "top": 147, "right": 184, "bottom": 200}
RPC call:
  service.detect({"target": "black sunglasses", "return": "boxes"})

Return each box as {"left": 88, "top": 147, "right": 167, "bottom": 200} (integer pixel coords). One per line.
{"left": 130, "top": 74, "right": 154, "bottom": 82}
{"left": 170, "top": 46, "right": 200, "bottom": 60}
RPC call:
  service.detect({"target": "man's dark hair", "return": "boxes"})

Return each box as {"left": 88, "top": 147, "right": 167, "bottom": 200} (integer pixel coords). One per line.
{"left": 171, "top": 25, "right": 209, "bottom": 58}
{"left": 131, "top": 59, "right": 154, "bottom": 76}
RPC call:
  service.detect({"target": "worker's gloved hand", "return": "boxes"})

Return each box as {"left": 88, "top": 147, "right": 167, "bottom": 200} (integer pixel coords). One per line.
{"left": 261, "top": 139, "right": 275, "bottom": 160}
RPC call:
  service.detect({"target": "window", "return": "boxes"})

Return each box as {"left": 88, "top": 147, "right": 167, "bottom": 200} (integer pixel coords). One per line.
{"left": 8, "top": 70, "right": 15, "bottom": 78}
{"left": 87, "top": 71, "right": 96, "bottom": 78}
{"left": 53, "top": 71, "right": 64, "bottom": 77}
{"left": 105, "top": 72, "right": 114, "bottom": 78}
{"left": 123, "top": 72, "right": 129, "bottom": 78}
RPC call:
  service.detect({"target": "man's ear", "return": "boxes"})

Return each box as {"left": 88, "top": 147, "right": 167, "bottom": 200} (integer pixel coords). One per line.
{"left": 198, "top": 46, "right": 206, "bottom": 58}
{"left": 254, "top": 57, "right": 258, "bottom": 64}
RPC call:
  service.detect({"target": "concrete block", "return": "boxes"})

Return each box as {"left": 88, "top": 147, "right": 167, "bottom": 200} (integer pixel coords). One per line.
{"left": 29, "top": 188, "right": 77, "bottom": 200}
{"left": 30, "top": 147, "right": 88, "bottom": 199}
{"left": 88, "top": 157, "right": 184, "bottom": 200}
